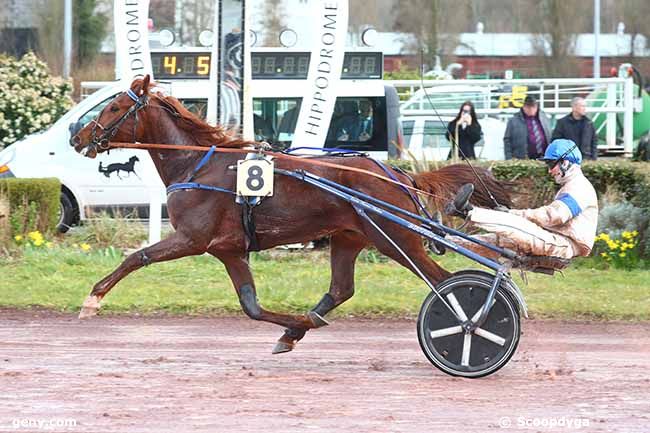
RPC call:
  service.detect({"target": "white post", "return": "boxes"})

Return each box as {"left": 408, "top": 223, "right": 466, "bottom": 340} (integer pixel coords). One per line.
{"left": 206, "top": 0, "right": 222, "bottom": 126}
{"left": 148, "top": 188, "right": 162, "bottom": 245}
{"left": 242, "top": 0, "right": 253, "bottom": 140}
{"left": 593, "top": 0, "right": 601, "bottom": 78}
{"left": 606, "top": 82, "right": 616, "bottom": 148}
{"left": 63, "top": 0, "right": 72, "bottom": 78}
{"left": 623, "top": 76, "right": 634, "bottom": 157}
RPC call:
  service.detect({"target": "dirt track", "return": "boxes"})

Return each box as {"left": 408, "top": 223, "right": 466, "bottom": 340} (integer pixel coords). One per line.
{"left": 0, "top": 310, "right": 649, "bottom": 433}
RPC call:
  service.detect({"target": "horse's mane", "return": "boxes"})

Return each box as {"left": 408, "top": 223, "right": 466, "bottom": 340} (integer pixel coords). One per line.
{"left": 150, "top": 89, "right": 256, "bottom": 149}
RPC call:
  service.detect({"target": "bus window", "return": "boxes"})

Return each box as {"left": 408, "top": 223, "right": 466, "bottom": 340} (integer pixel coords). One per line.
{"left": 253, "top": 96, "right": 387, "bottom": 151}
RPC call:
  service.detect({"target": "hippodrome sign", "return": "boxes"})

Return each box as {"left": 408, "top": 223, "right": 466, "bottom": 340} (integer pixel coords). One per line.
{"left": 114, "top": 0, "right": 153, "bottom": 81}
{"left": 112, "top": 0, "right": 245, "bottom": 130}
{"left": 292, "top": 0, "right": 349, "bottom": 149}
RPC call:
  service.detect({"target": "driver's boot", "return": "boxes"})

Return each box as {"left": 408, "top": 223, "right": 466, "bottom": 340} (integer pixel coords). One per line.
{"left": 444, "top": 183, "right": 475, "bottom": 218}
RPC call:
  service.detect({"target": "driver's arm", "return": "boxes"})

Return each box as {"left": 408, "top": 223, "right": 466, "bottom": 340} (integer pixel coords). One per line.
{"left": 510, "top": 193, "right": 580, "bottom": 228}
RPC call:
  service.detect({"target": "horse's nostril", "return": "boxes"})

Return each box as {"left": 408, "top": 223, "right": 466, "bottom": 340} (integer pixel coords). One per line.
{"left": 70, "top": 135, "right": 81, "bottom": 147}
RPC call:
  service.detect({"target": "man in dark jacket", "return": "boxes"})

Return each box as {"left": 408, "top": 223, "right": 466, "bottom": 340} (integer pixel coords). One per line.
{"left": 551, "top": 97, "right": 598, "bottom": 160}
{"left": 504, "top": 96, "right": 552, "bottom": 159}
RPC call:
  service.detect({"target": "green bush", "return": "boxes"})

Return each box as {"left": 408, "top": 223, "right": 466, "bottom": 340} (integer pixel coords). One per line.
{"left": 0, "top": 52, "right": 73, "bottom": 148}
{"left": 0, "top": 178, "right": 60, "bottom": 236}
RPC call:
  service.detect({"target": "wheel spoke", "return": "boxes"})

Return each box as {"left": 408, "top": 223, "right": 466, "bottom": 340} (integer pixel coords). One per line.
{"left": 461, "top": 333, "right": 472, "bottom": 366}
{"left": 429, "top": 325, "right": 463, "bottom": 339}
{"left": 474, "top": 327, "right": 506, "bottom": 347}
{"left": 470, "top": 298, "right": 496, "bottom": 323}
{"left": 446, "top": 293, "right": 468, "bottom": 321}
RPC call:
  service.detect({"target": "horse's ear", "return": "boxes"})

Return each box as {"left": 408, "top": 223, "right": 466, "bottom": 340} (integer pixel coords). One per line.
{"left": 141, "top": 74, "right": 151, "bottom": 95}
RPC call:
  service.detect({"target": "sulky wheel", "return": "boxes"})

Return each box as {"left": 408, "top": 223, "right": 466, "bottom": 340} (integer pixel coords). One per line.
{"left": 417, "top": 271, "right": 520, "bottom": 378}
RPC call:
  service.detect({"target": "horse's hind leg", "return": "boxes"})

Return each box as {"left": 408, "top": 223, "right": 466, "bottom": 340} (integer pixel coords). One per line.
{"left": 218, "top": 254, "right": 331, "bottom": 331}
{"left": 273, "top": 232, "right": 367, "bottom": 354}
{"left": 79, "top": 232, "right": 204, "bottom": 318}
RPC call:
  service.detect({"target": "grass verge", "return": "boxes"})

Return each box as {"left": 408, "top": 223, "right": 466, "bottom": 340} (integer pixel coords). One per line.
{"left": 0, "top": 248, "right": 649, "bottom": 320}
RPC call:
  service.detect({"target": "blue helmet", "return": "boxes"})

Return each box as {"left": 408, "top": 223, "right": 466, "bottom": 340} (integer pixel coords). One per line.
{"left": 540, "top": 139, "right": 582, "bottom": 165}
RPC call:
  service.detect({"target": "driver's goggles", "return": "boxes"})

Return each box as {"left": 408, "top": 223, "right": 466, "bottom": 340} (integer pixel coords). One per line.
{"left": 544, "top": 159, "right": 559, "bottom": 169}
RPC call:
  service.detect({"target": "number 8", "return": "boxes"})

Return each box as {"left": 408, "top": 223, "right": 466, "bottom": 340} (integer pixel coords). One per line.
{"left": 246, "top": 165, "right": 264, "bottom": 191}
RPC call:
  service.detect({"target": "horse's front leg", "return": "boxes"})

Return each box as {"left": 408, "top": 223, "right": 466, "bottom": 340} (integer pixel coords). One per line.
{"left": 79, "top": 232, "right": 205, "bottom": 318}
{"left": 273, "top": 232, "right": 367, "bottom": 354}
{"left": 217, "top": 254, "right": 328, "bottom": 334}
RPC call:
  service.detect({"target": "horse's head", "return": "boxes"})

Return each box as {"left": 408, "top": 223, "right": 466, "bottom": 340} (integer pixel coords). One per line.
{"left": 72, "top": 75, "right": 152, "bottom": 158}
{"left": 131, "top": 156, "right": 140, "bottom": 162}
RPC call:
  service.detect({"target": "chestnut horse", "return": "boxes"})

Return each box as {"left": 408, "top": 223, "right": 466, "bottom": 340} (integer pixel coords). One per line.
{"left": 71, "top": 76, "right": 511, "bottom": 354}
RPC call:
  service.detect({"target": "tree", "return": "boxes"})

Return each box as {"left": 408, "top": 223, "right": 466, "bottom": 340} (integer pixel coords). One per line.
{"left": 527, "top": 0, "right": 586, "bottom": 77}
{"left": 75, "top": 0, "right": 107, "bottom": 68}
{"left": 392, "top": 0, "right": 470, "bottom": 70}
{"left": 262, "top": 0, "right": 285, "bottom": 47}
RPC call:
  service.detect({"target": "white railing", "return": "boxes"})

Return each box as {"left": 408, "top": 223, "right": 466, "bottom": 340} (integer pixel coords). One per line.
{"left": 386, "top": 77, "right": 635, "bottom": 156}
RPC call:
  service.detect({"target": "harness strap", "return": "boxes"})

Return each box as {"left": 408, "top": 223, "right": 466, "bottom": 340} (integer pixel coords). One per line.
{"left": 166, "top": 182, "right": 235, "bottom": 195}
{"left": 368, "top": 158, "right": 433, "bottom": 220}
{"left": 108, "top": 142, "right": 447, "bottom": 202}
{"left": 187, "top": 145, "right": 217, "bottom": 182}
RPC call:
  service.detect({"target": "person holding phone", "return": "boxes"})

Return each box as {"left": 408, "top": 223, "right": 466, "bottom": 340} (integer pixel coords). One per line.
{"left": 446, "top": 101, "right": 482, "bottom": 160}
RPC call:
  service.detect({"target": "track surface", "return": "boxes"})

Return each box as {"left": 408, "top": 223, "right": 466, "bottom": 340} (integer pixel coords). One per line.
{"left": 0, "top": 310, "right": 649, "bottom": 432}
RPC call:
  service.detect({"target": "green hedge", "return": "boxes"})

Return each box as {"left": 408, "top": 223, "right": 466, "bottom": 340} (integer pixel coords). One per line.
{"left": 390, "top": 159, "right": 650, "bottom": 209}
{"left": 0, "top": 178, "right": 60, "bottom": 236}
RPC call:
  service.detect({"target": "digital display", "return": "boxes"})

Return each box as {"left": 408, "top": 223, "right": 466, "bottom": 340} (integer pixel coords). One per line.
{"left": 152, "top": 52, "right": 211, "bottom": 79}
{"left": 151, "top": 51, "right": 383, "bottom": 80}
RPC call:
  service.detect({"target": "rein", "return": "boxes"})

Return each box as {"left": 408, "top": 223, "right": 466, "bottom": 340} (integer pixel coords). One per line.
{"left": 107, "top": 141, "right": 449, "bottom": 202}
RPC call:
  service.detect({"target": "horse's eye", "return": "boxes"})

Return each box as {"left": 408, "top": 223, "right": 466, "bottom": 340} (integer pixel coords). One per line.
{"left": 110, "top": 105, "right": 119, "bottom": 112}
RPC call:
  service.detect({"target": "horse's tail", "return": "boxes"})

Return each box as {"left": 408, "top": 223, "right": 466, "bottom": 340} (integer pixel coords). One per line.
{"left": 412, "top": 164, "right": 514, "bottom": 210}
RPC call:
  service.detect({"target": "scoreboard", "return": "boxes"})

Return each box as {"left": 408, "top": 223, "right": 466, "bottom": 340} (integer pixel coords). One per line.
{"left": 151, "top": 51, "right": 383, "bottom": 80}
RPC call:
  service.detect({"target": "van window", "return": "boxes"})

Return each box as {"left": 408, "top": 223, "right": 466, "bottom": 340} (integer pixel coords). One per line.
{"left": 78, "top": 96, "right": 117, "bottom": 126}
{"left": 403, "top": 91, "right": 489, "bottom": 111}
{"left": 401, "top": 120, "right": 415, "bottom": 147}
{"left": 253, "top": 96, "right": 387, "bottom": 151}
{"left": 423, "top": 120, "right": 450, "bottom": 149}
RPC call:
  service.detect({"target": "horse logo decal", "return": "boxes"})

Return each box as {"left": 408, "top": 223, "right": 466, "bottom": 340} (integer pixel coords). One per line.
{"left": 98, "top": 156, "right": 140, "bottom": 179}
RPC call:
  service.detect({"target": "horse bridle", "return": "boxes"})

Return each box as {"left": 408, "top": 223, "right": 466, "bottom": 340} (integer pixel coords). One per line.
{"left": 84, "top": 88, "right": 148, "bottom": 154}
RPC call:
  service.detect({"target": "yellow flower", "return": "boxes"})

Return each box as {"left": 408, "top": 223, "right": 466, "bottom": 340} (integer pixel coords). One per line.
{"left": 622, "top": 231, "right": 631, "bottom": 239}
{"left": 600, "top": 252, "right": 607, "bottom": 258}
{"left": 14, "top": 235, "right": 23, "bottom": 241}
{"left": 598, "top": 233, "right": 611, "bottom": 241}
{"left": 619, "top": 252, "right": 626, "bottom": 257}
{"left": 27, "top": 231, "right": 43, "bottom": 243}
{"left": 33, "top": 239, "right": 44, "bottom": 247}
{"left": 632, "top": 230, "right": 638, "bottom": 237}
{"left": 607, "top": 240, "right": 618, "bottom": 250}
{"left": 80, "top": 243, "right": 91, "bottom": 252}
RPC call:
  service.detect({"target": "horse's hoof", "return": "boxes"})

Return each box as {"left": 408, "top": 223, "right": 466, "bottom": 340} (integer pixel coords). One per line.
{"left": 78, "top": 307, "right": 99, "bottom": 319}
{"left": 78, "top": 295, "right": 101, "bottom": 319}
{"left": 308, "top": 311, "right": 329, "bottom": 328}
{"left": 272, "top": 341, "right": 294, "bottom": 354}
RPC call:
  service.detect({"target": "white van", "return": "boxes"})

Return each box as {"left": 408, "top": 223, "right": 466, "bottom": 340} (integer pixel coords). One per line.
{"left": 0, "top": 50, "right": 401, "bottom": 232}
{"left": 401, "top": 116, "right": 506, "bottom": 161}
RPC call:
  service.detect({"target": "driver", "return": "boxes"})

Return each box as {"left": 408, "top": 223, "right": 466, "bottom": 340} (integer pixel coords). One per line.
{"left": 446, "top": 139, "right": 598, "bottom": 259}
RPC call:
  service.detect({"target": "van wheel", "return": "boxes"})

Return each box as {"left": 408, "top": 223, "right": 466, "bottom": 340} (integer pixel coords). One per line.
{"left": 57, "top": 192, "right": 78, "bottom": 233}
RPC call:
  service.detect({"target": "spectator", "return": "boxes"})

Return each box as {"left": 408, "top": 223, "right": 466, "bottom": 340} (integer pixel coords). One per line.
{"left": 551, "top": 97, "right": 598, "bottom": 160}
{"left": 446, "top": 101, "right": 482, "bottom": 160}
{"left": 504, "top": 96, "right": 552, "bottom": 159}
